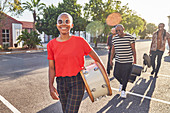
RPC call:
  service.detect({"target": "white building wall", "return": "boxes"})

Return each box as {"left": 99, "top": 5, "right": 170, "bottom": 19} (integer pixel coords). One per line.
{"left": 12, "top": 23, "right": 22, "bottom": 47}
{"left": 74, "top": 31, "right": 91, "bottom": 43}
{"left": 168, "top": 16, "right": 170, "bottom": 33}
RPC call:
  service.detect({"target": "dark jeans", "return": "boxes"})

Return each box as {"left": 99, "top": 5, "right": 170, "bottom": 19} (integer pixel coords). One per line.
{"left": 150, "top": 50, "right": 164, "bottom": 75}
{"left": 56, "top": 73, "right": 85, "bottom": 113}
{"left": 113, "top": 62, "right": 132, "bottom": 91}
{"left": 107, "top": 50, "right": 112, "bottom": 75}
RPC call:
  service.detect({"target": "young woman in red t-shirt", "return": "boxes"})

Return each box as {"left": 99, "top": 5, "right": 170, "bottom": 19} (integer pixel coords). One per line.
{"left": 47, "top": 12, "right": 107, "bottom": 113}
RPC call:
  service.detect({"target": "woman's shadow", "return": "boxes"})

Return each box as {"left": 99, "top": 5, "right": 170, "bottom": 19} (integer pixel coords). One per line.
{"left": 97, "top": 75, "right": 157, "bottom": 113}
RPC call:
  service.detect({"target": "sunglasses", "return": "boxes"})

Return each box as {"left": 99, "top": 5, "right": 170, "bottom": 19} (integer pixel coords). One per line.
{"left": 158, "top": 25, "right": 164, "bottom": 28}
{"left": 116, "top": 30, "right": 121, "bottom": 33}
{"left": 57, "top": 19, "right": 71, "bottom": 25}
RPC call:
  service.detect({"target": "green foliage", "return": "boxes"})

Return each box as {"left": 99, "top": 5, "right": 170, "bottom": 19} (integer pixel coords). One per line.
{"left": 123, "top": 14, "right": 146, "bottom": 35}
{"left": 146, "top": 23, "right": 157, "bottom": 35}
{"left": 138, "top": 29, "right": 147, "bottom": 39}
{"left": 84, "top": 0, "right": 146, "bottom": 42}
{"left": 8, "top": 0, "right": 24, "bottom": 15}
{"left": 22, "top": 0, "right": 46, "bottom": 15}
{"left": 84, "top": 0, "right": 118, "bottom": 45}
{"left": 86, "top": 21, "right": 104, "bottom": 37}
{"left": 57, "top": 0, "right": 85, "bottom": 34}
{"left": 36, "top": 4, "right": 59, "bottom": 37}
{"left": 138, "top": 23, "right": 157, "bottom": 39}
{"left": 3, "top": 44, "right": 10, "bottom": 50}
{"left": 36, "top": 0, "right": 87, "bottom": 37}
{"left": 22, "top": 0, "right": 46, "bottom": 30}
{"left": 0, "top": 0, "right": 23, "bottom": 16}
{"left": 17, "top": 30, "right": 42, "bottom": 49}
{"left": 35, "top": 0, "right": 147, "bottom": 43}
{"left": 74, "top": 16, "right": 88, "bottom": 32}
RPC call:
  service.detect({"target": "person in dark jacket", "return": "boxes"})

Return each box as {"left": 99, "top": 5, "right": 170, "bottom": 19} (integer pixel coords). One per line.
{"left": 106, "top": 27, "right": 116, "bottom": 76}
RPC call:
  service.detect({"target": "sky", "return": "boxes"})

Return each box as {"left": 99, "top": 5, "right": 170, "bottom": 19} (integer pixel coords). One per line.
{"left": 11, "top": 0, "right": 170, "bottom": 31}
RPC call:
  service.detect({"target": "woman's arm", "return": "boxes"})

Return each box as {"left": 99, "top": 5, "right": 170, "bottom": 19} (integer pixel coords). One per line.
{"left": 88, "top": 49, "right": 106, "bottom": 74}
{"left": 48, "top": 60, "right": 59, "bottom": 100}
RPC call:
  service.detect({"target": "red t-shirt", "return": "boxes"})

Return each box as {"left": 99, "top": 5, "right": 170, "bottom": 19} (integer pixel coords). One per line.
{"left": 47, "top": 36, "right": 92, "bottom": 77}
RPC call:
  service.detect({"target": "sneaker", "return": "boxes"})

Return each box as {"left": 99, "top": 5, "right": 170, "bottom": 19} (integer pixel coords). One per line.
{"left": 119, "top": 84, "right": 123, "bottom": 92}
{"left": 151, "top": 70, "right": 154, "bottom": 75}
{"left": 121, "top": 90, "right": 126, "bottom": 98}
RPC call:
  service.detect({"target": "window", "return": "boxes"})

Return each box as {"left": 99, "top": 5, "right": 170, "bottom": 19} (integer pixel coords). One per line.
{"left": 2, "top": 29, "right": 10, "bottom": 45}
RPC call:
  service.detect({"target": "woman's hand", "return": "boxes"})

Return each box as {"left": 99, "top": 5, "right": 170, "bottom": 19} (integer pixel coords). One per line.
{"left": 49, "top": 86, "right": 60, "bottom": 100}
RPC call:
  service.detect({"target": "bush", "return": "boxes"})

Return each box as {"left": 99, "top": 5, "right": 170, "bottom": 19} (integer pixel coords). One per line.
{"left": 17, "top": 30, "right": 42, "bottom": 49}
{"left": 3, "top": 44, "right": 9, "bottom": 50}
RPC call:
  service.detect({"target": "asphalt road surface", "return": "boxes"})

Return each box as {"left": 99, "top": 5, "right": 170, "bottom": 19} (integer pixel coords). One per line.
{"left": 0, "top": 40, "right": 170, "bottom": 113}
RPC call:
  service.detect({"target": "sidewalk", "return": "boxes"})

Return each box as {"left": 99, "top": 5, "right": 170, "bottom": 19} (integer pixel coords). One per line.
{"left": 0, "top": 43, "right": 108, "bottom": 55}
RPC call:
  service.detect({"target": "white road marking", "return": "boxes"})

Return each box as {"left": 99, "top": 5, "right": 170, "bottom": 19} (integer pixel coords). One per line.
{"left": 2, "top": 59, "right": 8, "bottom": 61}
{"left": 144, "top": 72, "right": 170, "bottom": 78}
{"left": 26, "top": 51, "right": 31, "bottom": 53}
{"left": 6, "top": 52, "right": 11, "bottom": 54}
{"left": 0, "top": 95, "right": 21, "bottom": 113}
{"left": 111, "top": 87, "right": 170, "bottom": 105}
{"left": 0, "top": 54, "right": 46, "bottom": 61}
{"left": 0, "top": 55, "right": 23, "bottom": 60}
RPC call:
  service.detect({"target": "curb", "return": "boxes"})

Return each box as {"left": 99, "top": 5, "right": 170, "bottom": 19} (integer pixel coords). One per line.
{"left": 0, "top": 40, "right": 151, "bottom": 55}
{"left": 0, "top": 49, "right": 47, "bottom": 55}
{"left": 0, "top": 47, "right": 108, "bottom": 55}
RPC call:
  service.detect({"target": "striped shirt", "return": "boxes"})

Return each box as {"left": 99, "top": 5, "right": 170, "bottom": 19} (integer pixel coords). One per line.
{"left": 112, "top": 34, "right": 135, "bottom": 63}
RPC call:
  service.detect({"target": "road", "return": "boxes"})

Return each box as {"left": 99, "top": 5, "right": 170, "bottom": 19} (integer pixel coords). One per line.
{"left": 0, "top": 40, "right": 170, "bottom": 113}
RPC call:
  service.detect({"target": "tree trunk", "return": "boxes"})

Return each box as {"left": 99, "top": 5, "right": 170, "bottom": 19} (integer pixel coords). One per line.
{"left": 33, "top": 10, "right": 36, "bottom": 31}
{"left": 95, "top": 37, "right": 98, "bottom": 48}
{"left": 85, "top": 31, "right": 86, "bottom": 39}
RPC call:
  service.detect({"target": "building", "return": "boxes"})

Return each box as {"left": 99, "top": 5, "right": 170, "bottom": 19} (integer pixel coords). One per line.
{"left": 0, "top": 12, "right": 47, "bottom": 48}
{"left": 0, "top": 13, "right": 23, "bottom": 47}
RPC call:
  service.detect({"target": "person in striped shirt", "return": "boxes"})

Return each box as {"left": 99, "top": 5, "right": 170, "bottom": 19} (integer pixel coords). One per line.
{"left": 110, "top": 24, "right": 136, "bottom": 98}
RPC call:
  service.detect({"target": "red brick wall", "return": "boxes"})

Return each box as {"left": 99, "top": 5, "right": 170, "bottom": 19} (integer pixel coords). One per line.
{"left": 0, "top": 14, "right": 22, "bottom": 47}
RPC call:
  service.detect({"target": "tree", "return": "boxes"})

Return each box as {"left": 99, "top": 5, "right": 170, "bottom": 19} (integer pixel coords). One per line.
{"left": 74, "top": 16, "right": 88, "bottom": 36}
{"left": 22, "top": 0, "right": 46, "bottom": 30}
{"left": 57, "top": 0, "right": 84, "bottom": 34}
{"left": 36, "top": 4, "right": 59, "bottom": 37}
{"left": 0, "top": 0, "right": 23, "bottom": 26}
{"left": 138, "top": 29, "right": 147, "bottom": 39}
{"left": 84, "top": 0, "right": 116, "bottom": 47}
{"left": 17, "top": 29, "right": 42, "bottom": 49}
{"left": 84, "top": 0, "right": 146, "bottom": 43}
{"left": 86, "top": 21, "right": 105, "bottom": 46}
{"left": 124, "top": 14, "right": 146, "bottom": 35}
{"left": 139, "top": 23, "right": 157, "bottom": 39}
{"left": 146, "top": 23, "right": 157, "bottom": 35}
{"left": 8, "top": 0, "right": 23, "bottom": 15}
{"left": 36, "top": 0, "right": 87, "bottom": 38}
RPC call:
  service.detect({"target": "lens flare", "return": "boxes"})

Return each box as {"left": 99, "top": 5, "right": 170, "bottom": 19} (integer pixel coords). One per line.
{"left": 106, "top": 13, "right": 122, "bottom": 26}
{"left": 86, "top": 21, "right": 104, "bottom": 37}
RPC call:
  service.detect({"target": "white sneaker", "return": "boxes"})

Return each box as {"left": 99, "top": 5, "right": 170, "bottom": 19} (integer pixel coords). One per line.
{"left": 119, "top": 84, "right": 123, "bottom": 92}
{"left": 121, "top": 90, "right": 126, "bottom": 98}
